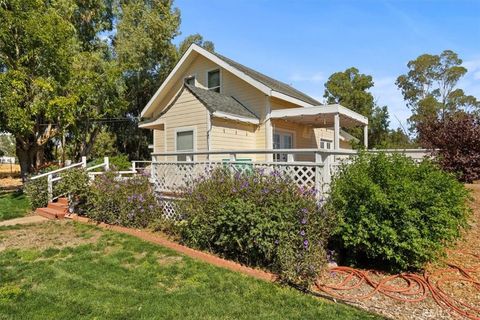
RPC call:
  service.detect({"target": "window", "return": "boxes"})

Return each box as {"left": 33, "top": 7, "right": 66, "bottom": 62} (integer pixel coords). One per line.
{"left": 273, "top": 131, "right": 293, "bottom": 162}
{"left": 176, "top": 130, "right": 194, "bottom": 161}
{"left": 207, "top": 69, "right": 220, "bottom": 92}
{"left": 320, "top": 139, "right": 333, "bottom": 150}
{"left": 184, "top": 76, "right": 195, "bottom": 86}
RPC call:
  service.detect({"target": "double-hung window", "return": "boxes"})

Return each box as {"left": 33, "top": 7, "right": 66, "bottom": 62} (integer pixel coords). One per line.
{"left": 176, "top": 130, "right": 194, "bottom": 161}
{"left": 207, "top": 69, "right": 221, "bottom": 92}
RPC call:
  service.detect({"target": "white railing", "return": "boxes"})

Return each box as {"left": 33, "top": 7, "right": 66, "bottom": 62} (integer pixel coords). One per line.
{"left": 150, "top": 148, "right": 431, "bottom": 198}
{"left": 29, "top": 156, "right": 150, "bottom": 202}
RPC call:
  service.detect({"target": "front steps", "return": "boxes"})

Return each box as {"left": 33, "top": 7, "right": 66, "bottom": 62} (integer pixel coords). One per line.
{"left": 35, "top": 197, "right": 69, "bottom": 220}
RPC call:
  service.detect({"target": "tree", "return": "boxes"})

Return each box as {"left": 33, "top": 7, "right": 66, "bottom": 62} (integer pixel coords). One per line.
{"left": 177, "top": 33, "right": 215, "bottom": 57}
{"left": 396, "top": 50, "right": 479, "bottom": 136}
{"left": 0, "top": 0, "right": 78, "bottom": 178}
{"left": 64, "top": 51, "right": 127, "bottom": 160}
{"left": 418, "top": 112, "right": 480, "bottom": 182}
{"left": 323, "top": 68, "right": 391, "bottom": 148}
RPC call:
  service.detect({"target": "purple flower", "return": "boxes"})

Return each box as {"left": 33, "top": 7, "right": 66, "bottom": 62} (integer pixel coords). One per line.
{"left": 301, "top": 218, "right": 307, "bottom": 225}
{"left": 303, "top": 240, "right": 309, "bottom": 248}
{"left": 262, "top": 188, "right": 269, "bottom": 194}
{"left": 241, "top": 181, "right": 249, "bottom": 189}
{"left": 301, "top": 208, "right": 308, "bottom": 214}
{"left": 300, "top": 230, "right": 306, "bottom": 236}
{"left": 232, "top": 188, "right": 237, "bottom": 193}
{"left": 274, "top": 239, "right": 279, "bottom": 245}
{"left": 148, "top": 205, "right": 154, "bottom": 210}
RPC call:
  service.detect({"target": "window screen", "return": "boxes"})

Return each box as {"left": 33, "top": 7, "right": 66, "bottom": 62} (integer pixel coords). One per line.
{"left": 176, "top": 130, "right": 193, "bottom": 161}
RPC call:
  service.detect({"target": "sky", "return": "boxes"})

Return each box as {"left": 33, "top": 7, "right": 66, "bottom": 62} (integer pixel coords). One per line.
{"left": 173, "top": 0, "right": 480, "bottom": 130}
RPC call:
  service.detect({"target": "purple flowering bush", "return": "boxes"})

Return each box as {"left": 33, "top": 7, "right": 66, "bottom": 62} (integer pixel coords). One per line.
{"left": 179, "top": 167, "right": 335, "bottom": 286}
{"left": 88, "top": 171, "right": 163, "bottom": 228}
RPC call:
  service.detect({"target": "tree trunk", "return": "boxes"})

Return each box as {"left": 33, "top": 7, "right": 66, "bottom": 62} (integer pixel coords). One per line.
{"left": 35, "top": 146, "right": 44, "bottom": 168}
{"left": 16, "top": 139, "right": 35, "bottom": 182}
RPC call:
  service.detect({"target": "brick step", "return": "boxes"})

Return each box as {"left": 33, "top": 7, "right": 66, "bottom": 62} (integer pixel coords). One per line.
{"left": 35, "top": 207, "right": 66, "bottom": 220}
{"left": 47, "top": 202, "right": 68, "bottom": 213}
{"left": 57, "top": 197, "right": 68, "bottom": 205}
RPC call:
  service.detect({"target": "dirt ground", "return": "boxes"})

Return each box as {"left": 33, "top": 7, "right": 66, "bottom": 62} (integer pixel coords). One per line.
{"left": 0, "top": 221, "right": 102, "bottom": 252}
{"left": 316, "top": 184, "right": 480, "bottom": 320}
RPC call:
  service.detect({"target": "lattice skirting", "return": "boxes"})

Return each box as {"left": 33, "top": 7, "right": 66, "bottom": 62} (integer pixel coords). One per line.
{"left": 156, "top": 194, "right": 184, "bottom": 221}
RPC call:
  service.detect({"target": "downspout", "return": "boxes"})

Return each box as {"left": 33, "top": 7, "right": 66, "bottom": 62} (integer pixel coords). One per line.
{"left": 206, "top": 111, "right": 212, "bottom": 161}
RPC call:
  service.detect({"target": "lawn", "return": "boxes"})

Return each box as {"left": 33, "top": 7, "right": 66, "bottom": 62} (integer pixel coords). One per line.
{"left": 0, "top": 221, "right": 382, "bottom": 320}
{"left": 0, "top": 191, "right": 30, "bottom": 221}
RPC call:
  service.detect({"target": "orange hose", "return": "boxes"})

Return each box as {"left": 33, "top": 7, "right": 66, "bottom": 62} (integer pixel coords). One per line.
{"left": 315, "top": 250, "right": 480, "bottom": 319}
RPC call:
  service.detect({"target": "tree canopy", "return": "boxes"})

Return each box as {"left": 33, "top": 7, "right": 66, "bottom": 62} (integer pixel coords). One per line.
{"left": 323, "top": 67, "right": 409, "bottom": 148}
{"left": 0, "top": 0, "right": 213, "bottom": 177}
{"left": 396, "top": 50, "right": 479, "bottom": 134}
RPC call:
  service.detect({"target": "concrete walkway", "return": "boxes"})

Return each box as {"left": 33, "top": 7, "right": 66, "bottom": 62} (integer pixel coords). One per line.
{"left": 0, "top": 215, "right": 48, "bottom": 227}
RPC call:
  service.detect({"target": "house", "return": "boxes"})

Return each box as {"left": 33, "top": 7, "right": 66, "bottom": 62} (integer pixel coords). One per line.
{"left": 139, "top": 44, "right": 368, "bottom": 163}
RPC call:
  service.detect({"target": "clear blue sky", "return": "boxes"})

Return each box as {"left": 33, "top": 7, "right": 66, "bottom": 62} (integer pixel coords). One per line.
{"left": 174, "top": 0, "right": 480, "bottom": 130}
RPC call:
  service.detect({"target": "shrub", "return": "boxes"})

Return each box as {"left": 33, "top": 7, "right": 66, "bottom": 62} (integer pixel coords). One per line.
{"left": 89, "top": 154, "right": 132, "bottom": 172}
{"left": 24, "top": 165, "right": 61, "bottom": 209}
{"left": 178, "top": 167, "right": 335, "bottom": 286}
{"left": 327, "top": 152, "right": 471, "bottom": 272}
{"left": 418, "top": 112, "right": 480, "bottom": 183}
{"left": 87, "top": 172, "right": 163, "bottom": 228}
{"left": 56, "top": 168, "right": 92, "bottom": 214}
{"left": 24, "top": 177, "right": 49, "bottom": 209}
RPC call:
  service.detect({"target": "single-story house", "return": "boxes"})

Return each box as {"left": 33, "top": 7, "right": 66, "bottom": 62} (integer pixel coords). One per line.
{"left": 139, "top": 44, "right": 368, "bottom": 162}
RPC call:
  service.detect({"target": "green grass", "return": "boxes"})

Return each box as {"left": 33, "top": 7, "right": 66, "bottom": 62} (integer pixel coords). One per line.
{"left": 0, "top": 222, "right": 382, "bottom": 320}
{"left": 0, "top": 191, "right": 30, "bottom": 221}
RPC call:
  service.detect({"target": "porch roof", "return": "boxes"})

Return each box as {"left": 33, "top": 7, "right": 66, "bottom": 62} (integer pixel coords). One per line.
{"left": 270, "top": 104, "right": 368, "bottom": 128}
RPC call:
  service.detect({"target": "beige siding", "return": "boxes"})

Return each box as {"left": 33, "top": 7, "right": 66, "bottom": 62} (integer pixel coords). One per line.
{"left": 158, "top": 89, "right": 209, "bottom": 161}
{"left": 270, "top": 97, "right": 303, "bottom": 110}
{"left": 210, "top": 118, "right": 257, "bottom": 161}
{"left": 314, "top": 128, "right": 352, "bottom": 149}
{"left": 152, "top": 55, "right": 266, "bottom": 120}
{"left": 153, "top": 128, "right": 165, "bottom": 155}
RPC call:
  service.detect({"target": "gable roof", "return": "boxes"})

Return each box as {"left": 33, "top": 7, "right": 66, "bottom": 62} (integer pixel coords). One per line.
{"left": 139, "top": 84, "right": 259, "bottom": 128}
{"left": 211, "top": 52, "right": 321, "bottom": 106}
{"left": 185, "top": 84, "right": 258, "bottom": 120}
{"left": 141, "top": 44, "right": 321, "bottom": 117}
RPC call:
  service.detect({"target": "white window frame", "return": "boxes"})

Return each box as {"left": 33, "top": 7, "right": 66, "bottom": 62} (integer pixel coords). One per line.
{"left": 320, "top": 138, "right": 333, "bottom": 150}
{"left": 206, "top": 68, "right": 222, "bottom": 93}
{"left": 174, "top": 126, "right": 197, "bottom": 161}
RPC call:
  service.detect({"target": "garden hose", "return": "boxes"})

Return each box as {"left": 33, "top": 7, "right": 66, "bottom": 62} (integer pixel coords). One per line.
{"left": 314, "top": 250, "right": 480, "bottom": 319}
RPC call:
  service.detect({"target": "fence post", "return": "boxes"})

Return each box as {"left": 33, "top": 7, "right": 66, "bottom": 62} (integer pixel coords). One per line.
{"left": 132, "top": 161, "right": 136, "bottom": 173}
{"left": 322, "top": 154, "right": 332, "bottom": 195}
{"left": 104, "top": 157, "right": 110, "bottom": 171}
{"left": 47, "top": 173, "right": 53, "bottom": 203}
{"left": 81, "top": 156, "right": 87, "bottom": 168}
{"left": 314, "top": 152, "right": 322, "bottom": 199}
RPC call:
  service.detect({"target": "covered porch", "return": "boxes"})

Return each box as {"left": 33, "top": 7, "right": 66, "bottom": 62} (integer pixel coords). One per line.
{"left": 268, "top": 104, "right": 369, "bottom": 151}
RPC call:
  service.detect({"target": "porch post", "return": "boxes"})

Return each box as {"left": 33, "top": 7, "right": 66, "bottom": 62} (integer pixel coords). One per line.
{"left": 334, "top": 113, "right": 340, "bottom": 150}
{"left": 363, "top": 125, "right": 368, "bottom": 149}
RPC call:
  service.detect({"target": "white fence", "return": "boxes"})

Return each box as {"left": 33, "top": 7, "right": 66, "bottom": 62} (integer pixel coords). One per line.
{"left": 151, "top": 148, "right": 431, "bottom": 198}
{"left": 29, "top": 157, "right": 149, "bottom": 202}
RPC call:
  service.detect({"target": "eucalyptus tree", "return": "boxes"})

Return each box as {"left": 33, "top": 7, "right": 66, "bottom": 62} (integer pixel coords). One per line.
{"left": 396, "top": 50, "right": 479, "bottom": 134}
{"left": 0, "top": 0, "right": 78, "bottom": 178}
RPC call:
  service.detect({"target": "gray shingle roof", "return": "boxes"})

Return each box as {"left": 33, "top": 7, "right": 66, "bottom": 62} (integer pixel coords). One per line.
{"left": 185, "top": 84, "right": 258, "bottom": 119}
{"left": 212, "top": 52, "right": 321, "bottom": 106}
